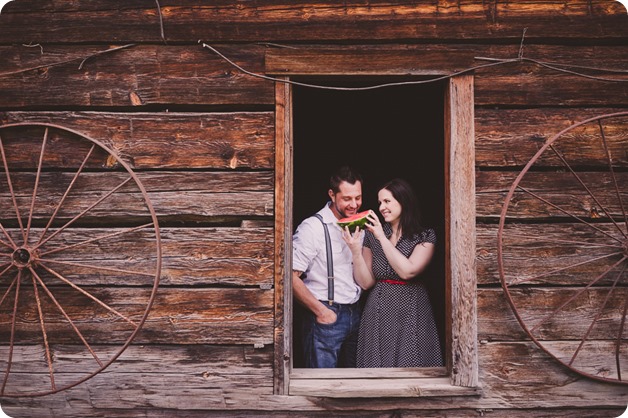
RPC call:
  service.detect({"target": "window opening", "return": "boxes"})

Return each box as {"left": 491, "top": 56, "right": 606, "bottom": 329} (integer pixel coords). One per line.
{"left": 276, "top": 74, "right": 478, "bottom": 397}
{"left": 292, "top": 77, "right": 446, "bottom": 369}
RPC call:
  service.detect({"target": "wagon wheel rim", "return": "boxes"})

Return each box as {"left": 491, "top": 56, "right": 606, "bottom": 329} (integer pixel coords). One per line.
{"left": 0, "top": 122, "right": 161, "bottom": 397}
{"left": 497, "top": 111, "right": 628, "bottom": 385}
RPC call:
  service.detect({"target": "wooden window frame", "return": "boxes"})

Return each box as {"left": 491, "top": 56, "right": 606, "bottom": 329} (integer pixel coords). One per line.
{"left": 274, "top": 75, "right": 478, "bottom": 397}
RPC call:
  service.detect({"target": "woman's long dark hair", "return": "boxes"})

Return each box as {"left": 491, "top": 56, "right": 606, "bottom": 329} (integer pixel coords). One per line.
{"left": 380, "top": 178, "right": 425, "bottom": 238}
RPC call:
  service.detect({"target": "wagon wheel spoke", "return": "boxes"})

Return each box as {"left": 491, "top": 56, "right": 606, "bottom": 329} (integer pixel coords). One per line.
{"left": 0, "top": 270, "right": 18, "bottom": 309}
{"left": 0, "top": 260, "right": 12, "bottom": 269}
{"left": 39, "top": 263, "right": 138, "bottom": 327}
{"left": 29, "top": 267, "right": 104, "bottom": 367}
{"left": 508, "top": 251, "right": 624, "bottom": 286}
{"left": 39, "top": 258, "right": 157, "bottom": 278}
{"left": 30, "top": 272, "right": 56, "bottom": 392}
{"left": 24, "top": 128, "right": 49, "bottom": 244}
{"left": 598, "top": 120, "right": 628, "bottom": 232}
{"left": 39, "top": 222, "right": 154, "bottom": 257}
{"left": 518, "top": 186, "right": 623, "bottom": 245}
{"left": 0, "top": 216, "right": 18, "bottom": 249}
{"left": 549, "top": 143, "right": 626, "bottom": 239}
{"left": 0, "top": 233, "right": 15, "bottom": 251}
{"left": 1, "top": 270, "right": 21, "bottom": 396}
{"left": 0, "top": 133, "right": 25, "bottom": 242}
{"left": 34, "top": 176, "right": 133, "bottom": 250}
{"left": 498, "top": 111, "right": 628, "bottom": 385}
{"left": 616, "top": 292, "right": 628, "bottom": 381}
{"left": 0, "top": 122, "right": 161, "bottom": 397}
{"left": 504, "top": 233, "right": 623, "bottom": 249}
{"left": 568, "top": 264, "right": 626, "bottom": 368}
{"left": 36, "top": 144, "right": 95, "bottom": 247}
{"left": 528, "top": 256, "right": 626, "bottom": 334}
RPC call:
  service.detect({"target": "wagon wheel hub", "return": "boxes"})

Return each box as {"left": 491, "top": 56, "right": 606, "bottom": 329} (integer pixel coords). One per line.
{"left": 11, "top": 247, "right": 37, "bottom": 269}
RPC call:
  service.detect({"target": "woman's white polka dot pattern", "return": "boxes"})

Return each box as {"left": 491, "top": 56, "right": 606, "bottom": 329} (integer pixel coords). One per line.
{"left": 356, "top": 224, "right": 444, "bottom": 368}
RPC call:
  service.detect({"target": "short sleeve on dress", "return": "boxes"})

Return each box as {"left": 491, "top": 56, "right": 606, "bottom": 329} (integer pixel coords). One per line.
{"left": 421, "top": 228, "right": 436, "bottom": 245}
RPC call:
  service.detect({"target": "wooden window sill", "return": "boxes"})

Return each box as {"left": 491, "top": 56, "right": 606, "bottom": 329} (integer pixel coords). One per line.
{"left": 289, "top": 368, "right": 480, "bottom": 398}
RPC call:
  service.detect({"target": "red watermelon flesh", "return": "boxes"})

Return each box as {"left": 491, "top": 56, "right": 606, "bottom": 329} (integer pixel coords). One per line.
{"left": 337, "top": 210, "right": 370, "bottom": 232}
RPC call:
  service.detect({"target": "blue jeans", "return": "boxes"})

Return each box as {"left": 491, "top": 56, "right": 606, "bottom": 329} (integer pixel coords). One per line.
{"left": 301, "top": 301, "right": 361, "bottom": 368}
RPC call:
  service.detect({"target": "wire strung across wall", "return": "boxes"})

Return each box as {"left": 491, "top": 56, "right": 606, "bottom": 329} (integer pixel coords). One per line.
{"left": 198, "top": 39, "right": 628, "bottom": 91}
{"left": 1, "top": 29, "right": 627, "bottom": 87}
{"left": 5, "top": 0, "right": 626, "bottom": 86}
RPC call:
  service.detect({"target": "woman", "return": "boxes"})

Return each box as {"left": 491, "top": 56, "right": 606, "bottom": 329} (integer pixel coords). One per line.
{"left": 342, "top": 178, "right": 443, "bottom": 368}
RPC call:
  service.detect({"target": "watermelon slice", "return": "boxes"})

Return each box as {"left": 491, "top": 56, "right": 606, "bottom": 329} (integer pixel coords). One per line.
{"left": 337, "top": 210, "right": 371, "bottom": 232}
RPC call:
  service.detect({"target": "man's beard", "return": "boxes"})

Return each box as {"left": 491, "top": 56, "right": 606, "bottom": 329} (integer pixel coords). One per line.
{"left": 334, "top": 202, "right": 353, "bottom": 219}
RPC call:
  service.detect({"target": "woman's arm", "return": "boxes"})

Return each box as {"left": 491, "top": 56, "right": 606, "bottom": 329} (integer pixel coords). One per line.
{"left": 341, "top": 227, "right": 376, "bottom": 290}
{"left": 366, "top": 212, "right": 435, "bottom": 280}
{"left": 377, "top": 238, "right": 434, "bottom": 280}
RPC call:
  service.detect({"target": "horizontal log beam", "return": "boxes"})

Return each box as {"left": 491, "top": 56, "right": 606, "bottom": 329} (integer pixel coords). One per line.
{"left": 477, "top": 223, "right": 625, "bottom": 286}
{"left": 1, "top": 1, "right": 626, "bottom": 43}
{"left": 0, "top": 344, "right": 273, "bottom": 374}
{"left": 478, "top": 287, "right": 626, "bottom": 341}
{"left": 0, "top": 191, "right": 274, "bottom": 223}
{"left": 476, "top": 107, "right": 628, "bottom": 167}
{"left": 2, "top": 342, "right": 626, "bottom": 412}
{"left": 1, "top": 43, "right": 627, "bottom": 108}
{"left": 0, "top": 44, "right": 273, "bottom": 108}
{"left": 476, "top": 171, "right": 628, "bottom": 219}
{"left": 0, "top": 287, "right": 274, "bottom": 345}
{"left": 266, "top": 45, "right": 628, "bottom": 75}
{"left": 267, "top": 45, "right": 628, "bottom": 106}
{"left": 0, "top": 227, "right": 273, "bottom": 287}
{"left": 0, "top": 112, "right": 275, "bottom": 169}
{"left": 0, "top": 171, "right": 274, "bottom": 225}
{"left": 1, "top": 285, "right": 622, "bottom": 367}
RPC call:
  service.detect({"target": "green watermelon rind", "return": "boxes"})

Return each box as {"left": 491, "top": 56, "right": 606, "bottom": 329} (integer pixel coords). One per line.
{"left": 337, "top": 212, "right": 370, "bottom": 232}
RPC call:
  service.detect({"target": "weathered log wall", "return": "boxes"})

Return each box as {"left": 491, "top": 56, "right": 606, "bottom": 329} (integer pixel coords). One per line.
{"left": 0, "top": 1, "right": 627, "bottom": 417}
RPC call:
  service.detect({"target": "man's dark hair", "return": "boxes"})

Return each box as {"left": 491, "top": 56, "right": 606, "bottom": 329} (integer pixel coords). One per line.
{"left": 329, "top": 165, "right": 363, "bottom": 194}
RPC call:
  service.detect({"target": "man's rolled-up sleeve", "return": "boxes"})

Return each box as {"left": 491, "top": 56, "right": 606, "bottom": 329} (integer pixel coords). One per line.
{"left": 292, "top": 218, "right": 319, "bottom": 274}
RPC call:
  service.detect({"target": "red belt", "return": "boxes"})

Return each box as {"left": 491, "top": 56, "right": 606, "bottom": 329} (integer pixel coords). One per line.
{"left": 380, "top": 279, "right": 408, "bottom": 285}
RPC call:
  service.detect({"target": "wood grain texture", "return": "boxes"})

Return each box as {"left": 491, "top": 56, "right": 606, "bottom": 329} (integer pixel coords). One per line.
{"left": 0, "top": 226, "right": 273, "bottom": 286}
{"left": 273, "top": 78, "right": 291, "bottom": 395}
{"left": 476, "top": 107, "right": 628, "bottom": 167}
{"left": 478, "top": 287, "right": 626, "bottom": 341}
{"left": 476, "top": 171, "right": 628, "bottom": 219}
{"left": 0, "top": 287, "right": 274, "bottom": 345}
{"left": 1, "top": 0, "right": 626, "bottom": 415}
{"left": 0, "top": 112, "right": 275, "bottom": 169}
{"left": 446, "top": 75, "right": 478, "bottom": 387}
{"left": 1, "top": 43, "right": 626, "bottom": 109}
{"left": 1, "top": 1, "right": 626, "bottom": 43}
{"left": 0, "top": 45, "right": 273, "bottom": 108}
{"left": 2, "top": 342, "right": 626, "bottom": 414}
{"left": 477, "top": 223, "right": 625, "bottom": 286}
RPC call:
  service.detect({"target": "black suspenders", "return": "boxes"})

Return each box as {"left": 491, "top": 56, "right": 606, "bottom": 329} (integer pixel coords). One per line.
{"left": 314, "top": 214, "right": 334, "bottom": 305}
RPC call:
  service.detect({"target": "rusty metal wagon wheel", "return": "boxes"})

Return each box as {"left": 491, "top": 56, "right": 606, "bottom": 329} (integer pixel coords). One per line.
{"left": 0, "top": 123, "right": 161, "bottom": 397}
{"left": 498, "top": 111, "right": 628, "bottom": 385}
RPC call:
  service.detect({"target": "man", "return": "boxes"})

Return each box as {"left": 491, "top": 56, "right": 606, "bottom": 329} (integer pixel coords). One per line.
{"left": 292, "top": 165, "right": 363, "bottom": 368}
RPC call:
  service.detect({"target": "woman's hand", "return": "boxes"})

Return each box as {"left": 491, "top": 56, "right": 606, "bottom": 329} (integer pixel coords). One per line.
{"left": 365, "top": 210, "right": 386, "bottom": 241}
{"left": 341, "top": 225, "right": 363, "bottom": 256}
{"left": 341, "top": 215, "right": 377, "bottom": 290}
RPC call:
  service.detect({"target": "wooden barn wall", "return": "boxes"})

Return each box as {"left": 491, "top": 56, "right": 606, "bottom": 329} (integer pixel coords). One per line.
{"left": 0, "top": 1, "right": 627, "bottom": 417}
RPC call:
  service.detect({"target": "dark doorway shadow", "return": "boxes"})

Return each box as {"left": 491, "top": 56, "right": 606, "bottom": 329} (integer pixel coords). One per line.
{"left": 292, "top": 77, "right": 446, "bottom": 367}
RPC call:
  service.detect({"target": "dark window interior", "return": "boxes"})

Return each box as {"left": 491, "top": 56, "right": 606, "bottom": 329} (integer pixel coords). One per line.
{"left": 292, "top": 77, "right": 446, "bottom": 367}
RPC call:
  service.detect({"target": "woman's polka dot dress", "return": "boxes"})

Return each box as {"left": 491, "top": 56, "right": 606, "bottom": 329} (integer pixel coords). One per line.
{"left": 356, "top": 224, "right": 444, "bottom": 368}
